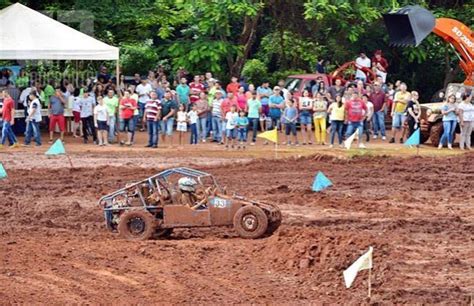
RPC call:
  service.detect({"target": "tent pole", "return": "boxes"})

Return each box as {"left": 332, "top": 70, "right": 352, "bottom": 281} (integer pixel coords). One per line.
{"left": 116, "top": 59, "right": 120, "bottom": 91}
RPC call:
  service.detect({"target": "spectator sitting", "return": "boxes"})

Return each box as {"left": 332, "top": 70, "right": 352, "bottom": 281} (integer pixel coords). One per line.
{"left": 355, "top": 52, "right": 371, "bottom": 83}
{"left": 372, "top": 50, "right": 389, "bottom": 83}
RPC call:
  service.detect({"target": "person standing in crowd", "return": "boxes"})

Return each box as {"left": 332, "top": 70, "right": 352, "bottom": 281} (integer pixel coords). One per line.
{"left": 328, "top": 78, "right": 345, "bottom": 100}
{"left": 236, "top": 110, "right": 249, "bottom": 149}
{"left": 226, "top": 76, "right": 240, "bottom": 96}
{"left": 371, "top": 81, "right": 387, "bottom": 140}
{"left": 277, "top": 79, "right": 290, "bottom": 100}
{"left": 268, "top": 86, "right": 284, "bottom": 132}
{"left": 299, "top": 89, "right": 314, "bottom": 145}
{"left": 328, "top": 94, "right": 345, "bottom": 148}
{"left": 236, "top": 86, "right": 248, "bottom": 112}
{"left": 225, "top": 105, "right": 238, "bottom": 149}
{"left": 432, "top": 91, "right": 445, "bottom": 103}
{"left": 136, "top": 78, "right": 153, "bottom": 130}
{"left": 93, "top": 96, "right": 109, "bottom": 146}
{"left": 103, "top": 89, "right": 119, "bottom": 144}
{"left": 355, "top": 52, "right": 371, "bottom": 83}
{"left": 362, "top": 94, "right": 374, "bottom": 142}
{"left": 246, "top": 91, "right": 261, "bottom": 145}
{"left": 23, "top": 92, "right": 42, "bottom": 147}
{"left": 195, "top": 92, "right": 209, "bottom": 143}
{"left": 176, "top": 103, "right": 187, "bottom": 147}
{"left": 390, "top": 82, "right": 410, "bottom": 143}
{"left": 97, "top": 66, "right": 111, "bottom": 84}
{"left": 221, "top": 91, "right": 238, "bottom": 144}
{"left": 79, "top": 91, "right": 97, "bottom": 144}
{"left": 71, "top": 88, "right": 82, "bottom": 138}
{"left": 119, "top": 90, "right": 137, "bottom": 146}
{"left": 458, "top": 93, "right": 473, "bottom": 150}
{"left": 143, "top": 91, "right": 161, "bottom": 148}
{"left": 0, "top": 90, "right": 18, "bottom": 148}
{"left": 15, "top": 69, "right": 29, "bottom": 90}
{"left": 176, "top": 77, "right": 190, "bottom": 110}
{"left": 282, "top": 98, "right": 299, "bottom": 146}
{"left": 405, "top": 91, "right": 421, "bottom": 139}
{"left": 188, "top": 103, "right": 199, "bottom": 145}
{"left": 312, "top": 93, "right": 328, "bottom": 145}
{"left": 48, "top": 88, "right": 67, "bottom": 144}
{"left": 211, "top": 91, "right": 224, "bottom": 144}
{"left": 257, "top": 81, "right": 272, "bottom": 132}
{"left": 372, "top": 50, "right": 389, "bottom": 83}
{"left": 345, "top": 92, "right": 368, "bottom": 149}
{"left": 438, "top": 94, "right": 458, "bottom": 150}
{"left": 160, "top": 90, "right": 178, "bottom": 147}
{"left": 189, "top": 75, "right": 205, "bottom": 107}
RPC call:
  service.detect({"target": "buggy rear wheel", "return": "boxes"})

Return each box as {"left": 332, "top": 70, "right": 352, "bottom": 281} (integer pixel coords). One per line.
{"left": 118, "top": 210, "right": 156, "bottom": 241}
{"left": 233, "top": 205, "right": 268, "bottom": 239}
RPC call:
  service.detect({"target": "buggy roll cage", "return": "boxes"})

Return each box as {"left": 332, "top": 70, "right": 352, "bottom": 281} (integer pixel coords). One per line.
{"left": 98, "top": 167, "right": 221, "bottom": 207}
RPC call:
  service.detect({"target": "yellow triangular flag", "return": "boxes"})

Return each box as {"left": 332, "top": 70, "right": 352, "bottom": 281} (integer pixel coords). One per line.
{"left": 343, "top": 246, "right": 373, "bottom": 288}
{"left": 344, "top": 128, "right": 359, "bottom": 150}
{"left": 257, "top": 128, "right": 278, "bottom": 143}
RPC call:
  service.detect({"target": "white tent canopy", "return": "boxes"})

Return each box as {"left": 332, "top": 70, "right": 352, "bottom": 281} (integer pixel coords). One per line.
{"left": 0, "top": 3, "right": 119, "bottom": 60}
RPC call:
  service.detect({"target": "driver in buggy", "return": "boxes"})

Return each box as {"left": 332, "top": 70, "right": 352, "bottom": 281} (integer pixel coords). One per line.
{"left": 178, "top": 177, "right": 209, "bottom": 210}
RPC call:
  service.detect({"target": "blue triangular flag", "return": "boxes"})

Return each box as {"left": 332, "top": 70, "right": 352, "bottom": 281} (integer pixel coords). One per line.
{"left": 312, "top": 171, "right": 333, "bottom": 192}
{"left": 404, "top": 128, "right": 420, "bottom": 146}
{"left": 45, "top": 139, "right": 66, "bottom": 155}
{"left": 0, "top": 163, "right": 7, "bottom": 179}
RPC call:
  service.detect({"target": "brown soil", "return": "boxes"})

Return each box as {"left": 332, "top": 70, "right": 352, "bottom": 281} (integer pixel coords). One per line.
{"left": 0, "top": 149, "right": 473, "bottom": 304}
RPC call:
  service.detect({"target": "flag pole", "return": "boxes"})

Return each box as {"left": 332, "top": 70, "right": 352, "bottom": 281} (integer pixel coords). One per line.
{"left": 66, "top": 154, "right": 74, "bottom": 168}
{"left": 368, "top": 266, "right": 372, "bottom": 299}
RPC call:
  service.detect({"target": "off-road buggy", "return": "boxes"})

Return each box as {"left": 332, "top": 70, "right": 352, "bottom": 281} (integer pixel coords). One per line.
{"left": 98, "top": 167, "right": 282, "bottom": 240}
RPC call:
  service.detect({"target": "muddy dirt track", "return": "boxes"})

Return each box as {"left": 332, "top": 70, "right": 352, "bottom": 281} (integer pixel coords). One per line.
{"left": 0, "top": 152, "right": 473, "bottom": 304}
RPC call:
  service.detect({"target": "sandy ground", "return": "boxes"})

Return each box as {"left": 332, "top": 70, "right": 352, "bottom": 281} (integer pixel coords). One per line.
{"left": 0, "top": 132, "right": 473, "bottom": 304}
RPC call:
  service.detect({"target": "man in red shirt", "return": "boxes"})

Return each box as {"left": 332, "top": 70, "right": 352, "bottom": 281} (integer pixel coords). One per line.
{"left": 220, "top": 92, "right": 238, "bottom": 118}
{"left": 370, "top": 82, "right": 387, "bottom": 140}
{"left": 345, "top": 92, "right": 368, "bottom": 148}
{"left": 372, "top": 50, "right": 389, "bottom": 83}
{"left": 226, "top": 76, "right": 240, "bottom": 96}
{"left": 0, "top": 90, "right": 18, "bottom": 148}
{"left": 119, "top": 90, "right": 137, "bottom": 146}
{"left": 189, "top": 75, "right": 205, "bottom": 105}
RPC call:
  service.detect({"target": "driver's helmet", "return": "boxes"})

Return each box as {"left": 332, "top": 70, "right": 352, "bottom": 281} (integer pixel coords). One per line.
{"left": 178, "top": 177, "right": 197, "bottom": 192}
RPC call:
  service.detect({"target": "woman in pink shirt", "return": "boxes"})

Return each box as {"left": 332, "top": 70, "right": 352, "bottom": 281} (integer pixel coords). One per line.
{"left": 236, "top": 86, "right": 248, "bottom": 112}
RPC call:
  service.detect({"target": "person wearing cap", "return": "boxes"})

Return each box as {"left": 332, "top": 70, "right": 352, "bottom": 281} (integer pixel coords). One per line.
{"left": 355, "top": 52, "right": 371, "bottom": 83}
{"left": 268, "top": 86, "right": 285, "bottom": 132}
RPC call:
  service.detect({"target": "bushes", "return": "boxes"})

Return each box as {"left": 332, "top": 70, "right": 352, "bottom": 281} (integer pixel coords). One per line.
{"left": 241, "top": 59, "right": 268, "bottom": 86}
{"left": 120, "top": 40, "right": 158, "bottom": 75}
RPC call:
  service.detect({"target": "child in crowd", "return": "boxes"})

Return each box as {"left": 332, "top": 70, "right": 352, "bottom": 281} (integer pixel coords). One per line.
{"left": 72, "top": 89, "right": 83, "bottom": 138}
{"left": 94, "top": 96, "right": 110, "bottom": 146}
{"left": 236, "top": 110, "right": 249, "bottom": 149}
{"left": 225, "top": 105, "right": 238, "bottom": 149}
{"left": 176, "top": 103, "right": 187, "bottom": 146}
{"left": 188, "top": 103, "right": 199, "bottom": 145}
{"left": 362, "top": 94, "right": 374, "bottom": 142}
{"left": 282, "top": 99, "right": 299, "bottom": 146}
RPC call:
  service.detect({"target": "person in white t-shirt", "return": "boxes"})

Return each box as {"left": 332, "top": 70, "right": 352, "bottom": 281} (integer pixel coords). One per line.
{"left": 23, "top": 93, "right": 42, "bottom": 146}
{"left": 355, "top": 52, "right": 371, "bottom": 83}
{"left": 94, "top": 96, "right": 110, "bottom": 146}
{"left": 225, "top": 105, "right": 239, "bottom": 149}
{"left": 135, "top": 78, "right": 153, "bottom": 129}
{"left": 176, "top": 104, "right": 187, "bottom": 146}
{"left": 362, "top": 94, "right": 374, "bottom": 142}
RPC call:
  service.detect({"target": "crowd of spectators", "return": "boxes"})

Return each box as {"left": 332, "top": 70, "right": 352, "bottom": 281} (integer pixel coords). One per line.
{"left": 0, "top": 52, "right": 473, "bottom": 151}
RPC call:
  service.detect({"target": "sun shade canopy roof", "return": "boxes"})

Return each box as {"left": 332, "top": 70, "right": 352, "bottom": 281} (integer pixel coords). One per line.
{"left": 0, "top": 3, "right": 119, "bottom": 60}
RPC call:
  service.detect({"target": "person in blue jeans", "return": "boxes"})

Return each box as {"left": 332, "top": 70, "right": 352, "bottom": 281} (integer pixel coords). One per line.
{"left": 236, "top": 110, "right": 249, "bottom": 149}
{"left": 268, "top": 87, "right": 284, "bottom": 131}
{"left": 438, "top": 94, "right": 458, "bottom": 150}
{"left": 211, "top": 91, "right": 224, "bottom": 143}
{"left": 23, "top": 93, "right": 42, "bottom": 146}
{"left": 143, "top": 92, "right": 161, "bottom": 148}
{"left": 282, "top": 99, "right": 299, "bottom": 146}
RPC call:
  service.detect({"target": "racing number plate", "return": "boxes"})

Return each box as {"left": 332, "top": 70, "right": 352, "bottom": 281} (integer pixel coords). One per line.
{"left": 210, "top": 197, "right": 231, "bottom": 208}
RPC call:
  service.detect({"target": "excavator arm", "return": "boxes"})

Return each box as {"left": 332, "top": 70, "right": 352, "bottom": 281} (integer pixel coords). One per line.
{"left": 383, "top": 5, "right": 474, "bottom": 85}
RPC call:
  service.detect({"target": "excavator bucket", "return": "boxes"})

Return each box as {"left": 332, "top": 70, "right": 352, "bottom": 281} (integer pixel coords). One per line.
{"left": 383, "top": 5, "right": 436, "bottom": 47}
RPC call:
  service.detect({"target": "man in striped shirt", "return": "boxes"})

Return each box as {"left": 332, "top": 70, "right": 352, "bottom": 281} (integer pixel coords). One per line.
{"left": 143, "top": 91, "right": 161, "bottom": 148}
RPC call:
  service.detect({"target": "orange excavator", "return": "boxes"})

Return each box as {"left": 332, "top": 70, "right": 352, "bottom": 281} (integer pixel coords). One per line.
{"left": 383, "top": 5, "right": 474, "bottom": 86}
{"left": 383, "top": 5, "right": 474, "bottom": 146}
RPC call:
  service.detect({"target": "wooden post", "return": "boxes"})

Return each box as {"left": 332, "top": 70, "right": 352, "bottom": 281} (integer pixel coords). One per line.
{"left": 66, "top": 154, "right": 74, "bottom": 169}
{"left": 368, "top": 267, "right": 372, "bottom": 299}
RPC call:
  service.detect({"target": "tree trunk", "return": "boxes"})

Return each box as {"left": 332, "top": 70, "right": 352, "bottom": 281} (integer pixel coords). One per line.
{"left": 443, "top": 46, "right": 461, "bottom": 88}
{"left": 229, "top": 8, "right": 263, "bottom": 77}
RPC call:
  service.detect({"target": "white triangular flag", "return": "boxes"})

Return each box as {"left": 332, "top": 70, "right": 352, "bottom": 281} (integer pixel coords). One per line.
{"left": 343, "top": 246, "right": 373, "bottom": 288}
{"left": 344, "top": 128, "right": 359, "bottom": 149}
